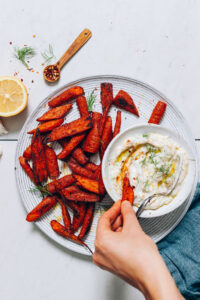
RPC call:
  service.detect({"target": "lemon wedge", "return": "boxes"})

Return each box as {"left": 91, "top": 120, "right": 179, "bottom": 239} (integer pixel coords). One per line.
{"left": 0, "top": 76, "right": 28, "bottom": 117}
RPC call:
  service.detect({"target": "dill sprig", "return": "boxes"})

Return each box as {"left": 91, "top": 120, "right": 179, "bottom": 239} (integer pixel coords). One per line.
{"left": 87, "top": 89, "right": 96, "bottom": 112}
{"left": 14, "top": 46, "right": 35, "bottom": 68}
{"left": 41, "top": 44, "right": 56, "bottom": 65}
{"left": 29, "top": 185, "right": 53, "bottom": 197}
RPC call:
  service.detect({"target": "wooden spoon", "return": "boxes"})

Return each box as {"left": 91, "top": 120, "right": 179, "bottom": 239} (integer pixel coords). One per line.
{"left": 43, "top": 29, "right": 92, "bottom": 82}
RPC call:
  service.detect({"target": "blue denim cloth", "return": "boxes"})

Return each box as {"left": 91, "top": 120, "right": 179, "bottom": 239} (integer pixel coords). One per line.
{"left": 158, "top": 183, "right": 200, "bottom": 300}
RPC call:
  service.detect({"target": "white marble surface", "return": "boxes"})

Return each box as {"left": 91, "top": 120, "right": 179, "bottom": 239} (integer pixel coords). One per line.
{"left": 0, "top": 0, "right": 200, "bottom": 299}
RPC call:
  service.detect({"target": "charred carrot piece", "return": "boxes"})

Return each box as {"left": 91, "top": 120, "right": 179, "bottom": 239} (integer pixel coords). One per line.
{"left": 49, "top": 116, "right": 92, "bottom": 142}
{"left": 98, "top": 167, "right": 106, "bottom": 195}
{"left": 44, "top": 145, "right": 59, "bottom": 179}
{"left": 76, "top": 96, "right": 89, "bottom": 118}
{"left": 19, "top": 156, "right": 36, "bottom": 184}
{"left": 66, "top": 200, "right": 81, "bottom": 216}
{"left": 148, "top": 101, "right": 167, "bottom": 124}
{"left": 68, "top": 157, "right": 95, "bottom": 179}
{"left": 113, "top": 110, "right": 121, "bottom": 137}
{"left": 72, "top": 202, "right": 86, "bottom": 232}
{"left": 73, "top": 175, "right": 100, "bottom": 194}
{"left": 63, "top": 184, "right": 81, "bottom": 194}
{"left": 78, "top": 203, "right": 95, "bottom": 239}
{"left": 26, "top": 196, "right": 57, "bottom": 222}
{"left": 50, "top": 220, "right": 93, "bottom": 254}
{"left": 48, "top": 86, "right": 84, "bottom": 108}
{"left": 28, "top": 118, "right": 64, "bottom": 134}
{"left": 72, "top": 148, "right": 89, "bottom": 165}
{"left": 83, "top": 119, "right": 100, "bottom": 154}
{"left": 37, "top": 104, "right": 72, "bottom": 122}
{"left": 122, "top": 174, "right": 134, "bottom": 205}
{"left": 57, "top": 198, "right": 73, "bottom": 232}
{"left": 99, "top": 83, "right": 113, "bottom": 136}
{"left": 47, "top": 174, "right": 75, "bottom": 194}
{"left": 113, "top": 90, "right": 139, "bottom": 116}
{"left": 31, "top": 129, "right": 48, "bottom": 184}
{"left": 100, "top": 116, "right": 113, "bottom": 160}
{"left": 93, "top": 164, "right": 101, "bottom": 180}
{"left": 23, "top": 144, "right": 32, "bottom": 160}
{"left": 92, "top": 112, "right": 102, "bottom": 134}
{"left": 85, "top": 162, "right": 99, "bottom": 172}
{"left": 62, "top": 188, "right": 100, "bottom": 202}
{"left": 100, "top": 83, "right": 113, "bottom": 112}
{"left": 57, "top": 134, "right": 85, "bottom": 160}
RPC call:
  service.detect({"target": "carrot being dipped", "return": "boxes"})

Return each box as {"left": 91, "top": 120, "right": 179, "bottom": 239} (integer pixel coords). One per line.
{"left": 49, "top": 116, "right": 92, "bottom": 141}
{"left": 113, "top": 90, "right": 139, "bottom": 117}
{"left": 28, "top": 118, "right": 64, "bottom": 135}
{"left": 45, "top": 145, "right": 59, "bottom": 179}
{"left": 68, "top": 157, "right": 95, "bottom": 179}
{"left": 148, "top": 101, "right": 167, "bottom": 124}
{"left": 72, "top": 148, "right": 89, "bottom": 165}
{"left": 19, "top": 156, "right": 36, "bottom": 184}
{"left": 76, "top": 96, "right": 89, "bottom": 117}
{"left": 31, "top": 129, "right": 48, "bottom": 184}
{"left": 122, "top": 174, "right": 134, "bottom": 205}
{"left": 100, "top": 116, "right": 113, "bottom": 160}
{"left": 26, "top": 196, "right": 57, "bottom": 222}
{"left": 78, "top": 203, "right": 95, "bottom": 239}
{"left": 113, "top": 110, "right": 121, "bottom": 138}
{"left": 37, "top": 104, "right": 72, "bottom": 122}
{"left": 50, "top": 220, "right": 93, "bottom": 254}
{"left": 48, "top": 86, "right": 84, "bottom": 108}
{"left": 47, "top": 174, "right": 75, "bottom": 194}
{"left": 57, "top": 134, "right": 85, "bottom": 159}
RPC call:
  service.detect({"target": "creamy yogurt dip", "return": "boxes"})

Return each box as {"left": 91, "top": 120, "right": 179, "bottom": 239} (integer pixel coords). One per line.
{"left": 108, "top": 133, "right": 189, "bottom": 210}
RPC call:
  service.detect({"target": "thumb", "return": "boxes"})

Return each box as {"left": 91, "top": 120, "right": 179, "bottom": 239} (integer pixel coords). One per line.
{"left": 121, "top": 201, "right": 142, "bottom": 233}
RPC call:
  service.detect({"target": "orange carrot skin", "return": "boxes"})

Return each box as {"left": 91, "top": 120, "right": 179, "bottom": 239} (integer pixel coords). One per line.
{"left": 66, "top": 200, "right": 80, "bottom": 216}
{"left": 26, "top": 196, "right": 57, "bottom": 222}
{"left": 83, "top": 120, "right": 100, "bottom": 154}
{"left": 72, "top": 148, "right": 89, "bottom": 165}
{"left": 113, "top": 110, "right": 121, "bottom": 137}
{"left": 37, "top": 104, "right": 72, "bottom": 122}
{"left": 49, "top": 117, "right": 92, "bottom": 142}
{"left": 19, "top": 156, "right": 36, "bottom": 184}
{"left": 28, "top": 119, "right": 64, "bottom": 134}
{"left": 100, "top": 83, "right": 113, "bottom": 112}
{"left": 148, "top": 101, "right": 167, "bottom": 124}
{"left": 85, "top": 162, "right": 99, "bottom": 173}
{"left": 76, "top": 96, "right": 89, "bottom": 117}
{"left": 62, "top": 189, "right": 100, "bottom": 202}
{"left": 48, "top": 86, "right": 84, "bottom": 108}
{"left": 92, "top": 112, "right": 102, "bottom": 134}
{"left": 47, "top": 174, "right": 75, "bottom": 194}
{"left": 68, "top": 157, "right": 95, "bottom": 179}
{"left": 98, "top": 167, "right": 106, "bottom": 195}
{"left": 122, "top": 175, "right": 134, "bottom": 205}
{"left": 57, "top": 198, "right": 73, "bottom": 232}
{"left": 31, "top": 129, "right": 48, "bottom": 184}
{"left": 74, "top": 175, "right": 100, "bottom": 194}
{"left": 100, "top": 116, "right": 113, "bottom": 160}
{"left": 78, "top": 203, "right": 95, "bottom": 239}
{"left": 93, "top": 165, "right": 101, "bottom": 180}
{"left": 113, "top": 90, "right": 139, "bottom": 116}
{"left": 72, "top": 202, "right": 86, "bottom": 231}
{"left": 57, "top": 134, "right": 85, "bottom": 159}
{"left": 23, "top": 145, "right": 32, "bottom": 160}
{"left": 45, "top": 145, "right": 59, "bottom": 179}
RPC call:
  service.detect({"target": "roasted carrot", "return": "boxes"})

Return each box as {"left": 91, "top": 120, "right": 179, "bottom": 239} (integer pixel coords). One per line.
{"left": 63, "top": 184, "right": 81, "bottom": 194}
{"left": 44, "top": 145, "right": 59, "bottom": 179}
{"left": 50, "top": 220, "right": 93, "bottom": 254}
{"left": 148, "top": 101, "right": 167, "bottom": 124}
{"left": 100, "top": 116, "right": 113, "bottom": 160}
{"left": 31, "top": 129, "right": 48, "bottom": 183}
{"left": 83, "top": 119, "right": 100, "bottom": 154}
{"left": 113, "top": 110, "right": 121, "bottom": 137}
{"left": 72, "top": 202, "right": 86, "bottom": 232}
{"left": 47, "top": 174, "right": 75, "bottom": 194}
{"left": 68, "top": 157, "right": 95, "bottom": 179}
{"left": 100, "top": 83, "right": 113, "bottom": 112}
{"left": 73, "top": 175, "right": 100, "bottom": 194}
{"left": 23, "top": 144, "right": 32, "bottom": 160}
{"left": 93, "top": 164, "right": 101, "bottom": 180}
{"left": 28, "top": 118, "right": 64, "bottom": 134}
{"left": 85, "top": 162, "right": 99, "bottom": 172}
{"left": 113, "top": 90, "right": 139, "bottom": 116}
{"left": 92, "top": 112, "right": 102, "bottom": 134}
{"left": 26, "top": 196, "right": 57, "bottom": 222}
{"left": 19, "top": 156, "right": 36, "bottom": 184}
{"left": 57, "top": 198, "right": 72, "bottom": 232}
{"left": 72, "top": 148, "right": 89, "bottom": 165}
{"left": 37, "top": 104, "right": 72, "bottom": 122}
{"left": 78, "top": 203, "right": 95, "bottom": 239}
{"left": 76, "top": 96, "right": 89, "bottom": 117}
{"left": 63, "top": 191, "right": 99, "bottom": 202}
{"left": 66, "top": 200, "right": 81, "bottom": 216}
{"left": 57, "top": 134, "right": 85, "bottom": 160}
{"left": 98, "top": 167, "right": 106, "bottom": 195}
{"left": 122, "top": 174, "right": 134, "bottom": 205}
{"left": 48, "top": 86, "right": 84, "bottom": 108}
{"left": 49, "top": 116, "right": 92, "bottom": 142}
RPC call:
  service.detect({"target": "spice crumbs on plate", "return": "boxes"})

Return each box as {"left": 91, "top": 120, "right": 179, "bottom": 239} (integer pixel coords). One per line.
{"left": 33, "top": 34, "right": 36, "bottom": 38}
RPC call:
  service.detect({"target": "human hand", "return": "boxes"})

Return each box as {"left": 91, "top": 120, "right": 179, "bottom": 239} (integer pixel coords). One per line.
{"left": 93, "top": 200, "right": 184, "bottom": 300}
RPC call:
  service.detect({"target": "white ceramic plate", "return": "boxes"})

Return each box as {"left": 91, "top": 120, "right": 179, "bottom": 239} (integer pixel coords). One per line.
{"left": 15, "top": 75, "right": 199, "bottom": 255}
{"left": 102, "top": 124, "right": 196, "bottom": 217}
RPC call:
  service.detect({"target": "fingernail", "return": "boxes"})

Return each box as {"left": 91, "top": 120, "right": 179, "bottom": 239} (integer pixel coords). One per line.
{"left": 123, "top": 200, "right": 131, "bottom": 207}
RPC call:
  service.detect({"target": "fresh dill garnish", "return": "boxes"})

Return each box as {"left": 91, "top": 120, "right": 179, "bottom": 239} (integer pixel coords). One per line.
{"left": 41, "top": 44, "right": 56, "bottom": 65}
{"left": 158, "top": 165, "right": 171, "bottom": 175}
{"left": 146, "top": 144, "right": 156, "bottom": 153}
{"left": 149, "top": 153, "right": 157, "bottom": 166}
{"left": 14, "top": 46, "right": 35, "bottom": 68}
{"left": 143, "top": 133, "right": 149, "bottom": 138}
{"left": 87, "top": 89, "right": 96, "bottom": 112}
{"left": 29, "top": 185, "right": 53, "bottom": 197}
{"left": 144, "top": 180, "right": 150, "bottom": 192}
{"left": 141, "top": 158, "right": 147, "bottom": 166}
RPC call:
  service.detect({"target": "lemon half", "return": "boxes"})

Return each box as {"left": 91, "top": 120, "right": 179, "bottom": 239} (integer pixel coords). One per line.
{"left": 0, "top": 76, "right": 28, "bottom": 117}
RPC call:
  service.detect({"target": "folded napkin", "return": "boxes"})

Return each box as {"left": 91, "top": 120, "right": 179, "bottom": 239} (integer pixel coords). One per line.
{"left": 158, "top": 183, "right": 200, "bottom": 300}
